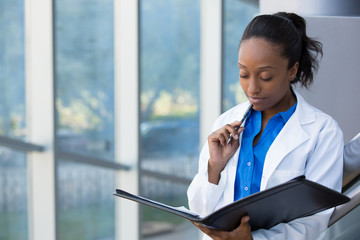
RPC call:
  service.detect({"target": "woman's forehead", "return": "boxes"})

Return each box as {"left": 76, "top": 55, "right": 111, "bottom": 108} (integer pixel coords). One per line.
{"left": 238, "top": 38, "right": 287, "bottom": 68}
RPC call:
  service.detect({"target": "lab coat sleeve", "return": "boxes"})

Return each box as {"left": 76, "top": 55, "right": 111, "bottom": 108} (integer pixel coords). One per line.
{"left": 187, "top": 141, "right": 228, "bottom": 217}
{"left": 187, "top": 104, "right": 246, "bottom": 217}
{"left": 252, "top": 117, "right": 344, "bottom": 240}
{"left": 186, "top": 104, "right": 242, "bottom": 217}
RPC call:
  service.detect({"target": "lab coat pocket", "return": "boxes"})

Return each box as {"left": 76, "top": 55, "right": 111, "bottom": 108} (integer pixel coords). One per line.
{"left": 267, "top": 170, "right": 305, "bottom": 188}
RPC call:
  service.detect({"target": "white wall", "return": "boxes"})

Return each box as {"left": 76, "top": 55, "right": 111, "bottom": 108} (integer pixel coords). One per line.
{"left": 297, "top": 16, "right": 360, "bottom": 143}
{"left": 260, "top": 0, "right": 360, "bottom": 142}
{"left": 260, "top": 0, "right": 360, "bottom": 16}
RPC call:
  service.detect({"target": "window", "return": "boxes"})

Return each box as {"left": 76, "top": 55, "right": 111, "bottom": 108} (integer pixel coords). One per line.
{"left": 54, "top": 0, "right": 116, "bottom": 239}
{"left": 57, "top": 161, "right": 115, "bottom": 239}
{"left": 0, "top": 0, "right": 27, "bottom": 239}
{"left": 55, "top": 0, "right": 115, "bottom": 161}
{"left": 139, "top": 0, "right": 200, "bottom": 238}
{"left": 0, "top": 148, "right": 27, "bottom": 240}
{"left": 222, "top": 0, "right": 258, "bottom": 112}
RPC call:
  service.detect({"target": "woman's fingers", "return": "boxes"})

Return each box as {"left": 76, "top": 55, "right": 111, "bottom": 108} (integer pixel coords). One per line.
{"left": 209, "top": 121, "right": 243, "bottom": 146}
{"left": 208, "top": 131, "right": 227, "bottom": 146}
{"left": 225, "top": 121, "right": 245, "bottom": 145}
{"left": 224, "top": 122, "right": 240, "bottom": 140}
{"left": 192, "top": 222, "right": 223, "bottom": 240}
{"left": 192, "top": 216, "right": 253, "bottom": 240}
{"left": 208, "top": 130, "right": 229, "bottom": 146}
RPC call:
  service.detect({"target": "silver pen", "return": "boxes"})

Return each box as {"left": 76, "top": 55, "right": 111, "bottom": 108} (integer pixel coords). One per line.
{"left": 227, "top": 104, "right": 253, "bottom": 144}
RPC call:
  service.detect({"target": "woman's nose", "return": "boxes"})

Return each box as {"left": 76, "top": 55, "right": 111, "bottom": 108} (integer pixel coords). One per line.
{"left": 247, "top": 78, "right": 261, "bottom": 95}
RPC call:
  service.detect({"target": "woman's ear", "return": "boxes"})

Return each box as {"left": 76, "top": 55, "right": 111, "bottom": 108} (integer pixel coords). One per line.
{"left": 289, "top": 62, "right": 299, "bottom": 81}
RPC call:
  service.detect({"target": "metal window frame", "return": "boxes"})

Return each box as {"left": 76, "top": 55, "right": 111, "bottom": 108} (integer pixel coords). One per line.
{"left": 55, "top": 150, "right": 131, "bottom": 170}
{"left": 200, "top": 0, "right": 223, "bottom": 147}
{"left": 114, "top": 0, "right": 140, "bottom": 239}
{"left": 329, "top": 177, "right": 360, "bottom": 227}
{"left": 0, "top": 136, "right": 45, "bottom": 152}
{"left": 25, "top": 0, "right": 56, "bottom": 239}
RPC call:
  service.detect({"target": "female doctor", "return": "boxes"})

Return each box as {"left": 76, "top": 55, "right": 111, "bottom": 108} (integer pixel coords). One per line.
{"left": 187, "top": 12, "right": 344, "bottom": 240}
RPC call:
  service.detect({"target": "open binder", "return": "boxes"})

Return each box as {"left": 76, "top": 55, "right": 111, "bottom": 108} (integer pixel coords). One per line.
{"left": 113, "top": 176, "right": 349, "bottom": 231}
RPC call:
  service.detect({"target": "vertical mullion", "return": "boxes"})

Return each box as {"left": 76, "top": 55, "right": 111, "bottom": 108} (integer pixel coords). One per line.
{"left": 25, "top": 0, "right": 56, "bottom": 239}
{"left": 198, "top": 1, "right": 222, "bottom": 239}
{"left": 200, "top": 0, "right": 223, "bottom": 146}
{"left": 114, "top": 0, "right": 140, "bottom": 240}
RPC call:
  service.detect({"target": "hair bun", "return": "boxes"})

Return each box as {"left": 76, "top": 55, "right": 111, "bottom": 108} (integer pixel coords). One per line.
{"left": 275, "top": 12, "right": 305, "bottom": 36}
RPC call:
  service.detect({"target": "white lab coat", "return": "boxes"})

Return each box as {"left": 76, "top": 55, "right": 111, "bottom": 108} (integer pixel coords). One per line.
{"left": 188, "top": 91, "right": 344, "bottom": 240}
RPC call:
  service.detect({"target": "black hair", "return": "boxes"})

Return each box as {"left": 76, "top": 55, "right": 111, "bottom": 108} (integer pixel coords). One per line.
{"left": 240, "top": 12, "right": 323, "bottom": 88}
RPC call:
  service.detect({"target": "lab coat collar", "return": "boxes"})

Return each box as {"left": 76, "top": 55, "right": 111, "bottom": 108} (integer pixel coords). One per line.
{"left": 260, "top": 91, "right": 315, "bottom": 190}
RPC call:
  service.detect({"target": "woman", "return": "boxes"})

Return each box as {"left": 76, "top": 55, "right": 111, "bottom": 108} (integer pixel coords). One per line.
{"left": 187, "top": 12, "right": 344, "bottom": 240}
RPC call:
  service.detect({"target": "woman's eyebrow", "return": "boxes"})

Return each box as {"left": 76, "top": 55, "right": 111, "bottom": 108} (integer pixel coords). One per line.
{"left": 238, "top": 63, "right": 247, "bottom": 68}
{"left": 238, "top": 63, "right": 276, "bottom": 70}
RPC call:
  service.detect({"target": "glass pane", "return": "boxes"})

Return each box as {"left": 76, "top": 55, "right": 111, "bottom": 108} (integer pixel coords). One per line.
{"left": 222, "top": 0, "right": 258, "bottom": 111}
{"left": 139, "top": 0, "right": 200, "bottom": 176}
{"left": 0, "top": 147, "right": 27, "bottom": 240}
{"left": 54, "top": 0, "right": 114, "bottom": 161}
{"left": 323, "top": 180, "right": 360, "bottom": 240}
{"left": 141, "top": 176, "right": 199, "bottom": 239}
{"left": 0, "top": 0, "right": 26, "bottom": 139}
{"left": 0, "top": 1, "right": 27, "bottom": 239}
{"left": 139, "top": 0, "right": 200, "bottom": 238}
{"left": 57, "top": 160, "right": 115, "bottom": 240}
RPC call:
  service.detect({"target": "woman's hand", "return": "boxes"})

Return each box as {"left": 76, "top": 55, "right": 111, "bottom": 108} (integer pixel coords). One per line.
{"left": 193, "top": 216, "right": 253, "bottom": 240}
{"left": 208, "top": 121, "right": 244, "bottom": 184}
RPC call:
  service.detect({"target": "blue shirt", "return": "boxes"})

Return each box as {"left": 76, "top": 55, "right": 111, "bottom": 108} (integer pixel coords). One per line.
{"left": 234, "top": 103, "right": 297, "bottom": 201}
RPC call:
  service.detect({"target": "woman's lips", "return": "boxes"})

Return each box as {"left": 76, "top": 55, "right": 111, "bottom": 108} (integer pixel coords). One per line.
{"left": 248, "top": 96, "right": 265, "bottom": 105}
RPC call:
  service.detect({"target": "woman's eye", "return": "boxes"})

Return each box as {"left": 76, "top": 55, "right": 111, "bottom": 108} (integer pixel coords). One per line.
{"left": 240, "top": 75, "right": 249, "bottom": 79}
{"left": 260, "top": 77, "right": 273, "bottom": 81}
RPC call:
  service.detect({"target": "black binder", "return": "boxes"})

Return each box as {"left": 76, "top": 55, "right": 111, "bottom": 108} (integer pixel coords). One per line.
{"left": 113, "top": 176, "right": 349, "bottom": 231}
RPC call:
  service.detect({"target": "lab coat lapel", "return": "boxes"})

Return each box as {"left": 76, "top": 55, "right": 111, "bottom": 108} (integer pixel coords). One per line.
{"left": 260, "top": 93, "right": 314, "bottom": 190}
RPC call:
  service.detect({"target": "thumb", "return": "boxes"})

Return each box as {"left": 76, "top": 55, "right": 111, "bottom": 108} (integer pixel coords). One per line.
{"left": 233, "top": 215, "right": 251, "bottom": 233}
{"left": 241, "top": 215, "right": 250, "bottom": 224}
{"left": 239, "top": 215, "right": 251, "bottom": 233}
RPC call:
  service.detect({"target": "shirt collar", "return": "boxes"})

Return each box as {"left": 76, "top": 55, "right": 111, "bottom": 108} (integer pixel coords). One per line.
{"left": 278, "top": 102, "right": 297, "bottom": 123}
{"left": 247, "top": 101, "right": 298, "bottom": 124}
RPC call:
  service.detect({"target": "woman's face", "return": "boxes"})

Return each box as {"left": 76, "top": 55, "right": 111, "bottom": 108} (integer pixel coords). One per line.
{"left": 238, "top": 38, "right": 298, "bottom": 115}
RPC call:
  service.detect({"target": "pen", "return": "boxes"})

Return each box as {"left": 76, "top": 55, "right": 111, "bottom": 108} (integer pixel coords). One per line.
{"left": 227, "top": 104, "right": 253, "bottom": 145}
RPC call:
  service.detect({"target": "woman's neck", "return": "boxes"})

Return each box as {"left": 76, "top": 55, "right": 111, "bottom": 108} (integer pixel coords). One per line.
{"left": 262, "top": 89, "right": 296, "bottom": 121}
